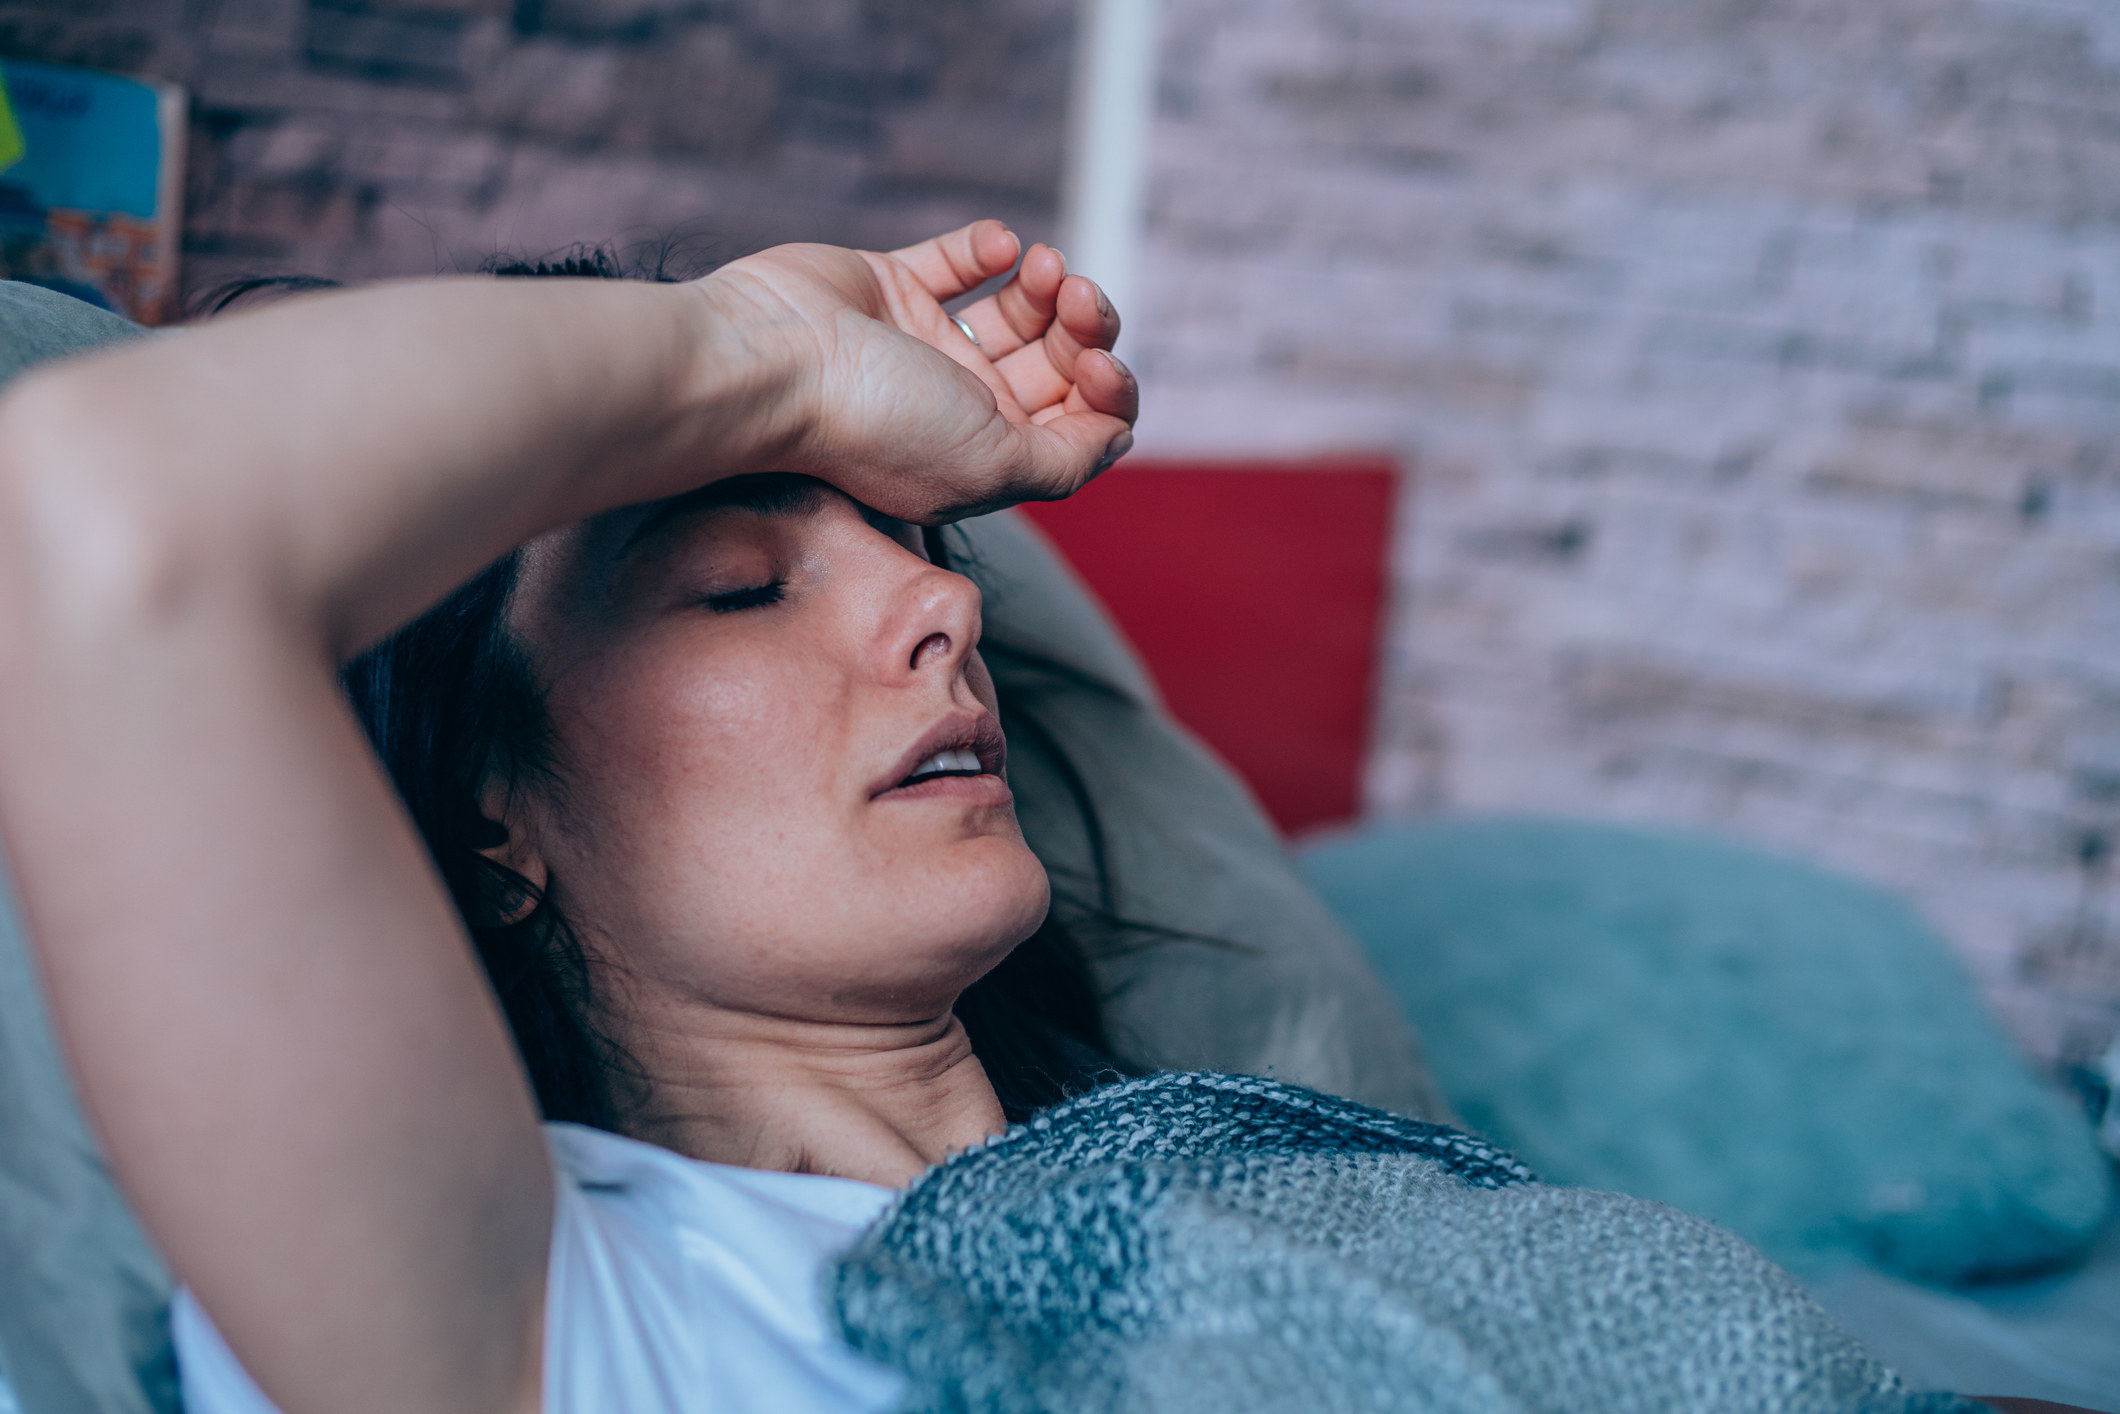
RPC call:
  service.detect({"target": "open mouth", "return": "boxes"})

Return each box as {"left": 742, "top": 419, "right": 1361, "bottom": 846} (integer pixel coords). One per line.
{"left": 871, "top": 713, "right": 1009, "bottom": 800}
{"left": 897, "top": 748, "right": 989, "bottom": 788}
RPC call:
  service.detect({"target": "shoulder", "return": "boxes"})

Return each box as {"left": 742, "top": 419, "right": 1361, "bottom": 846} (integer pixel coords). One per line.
{"left": 178, "top": 1127, "right": 903, "bottom": 1414}
{"left": 544, "top": 1121, "right": 896, "bottom": 1298}
{"left": 540, "top": 1123, "right": 903, "bottom": 1414}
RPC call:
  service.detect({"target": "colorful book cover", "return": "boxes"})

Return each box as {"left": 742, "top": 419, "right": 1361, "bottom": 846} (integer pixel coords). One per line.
{"left": 0, "top": 58, "right": 186, "bottom": 325}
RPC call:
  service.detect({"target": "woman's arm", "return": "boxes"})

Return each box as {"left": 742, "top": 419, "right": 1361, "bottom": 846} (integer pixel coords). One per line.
{"left": 0, "top": 222, "right": 1132, "bottom": 1414}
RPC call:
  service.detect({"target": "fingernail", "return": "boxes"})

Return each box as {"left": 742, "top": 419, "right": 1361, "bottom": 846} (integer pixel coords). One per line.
{"left": 1095, "top": 285, "right": 1112, "bottom": 318}
{"left": 1096, "top": 431, "right": 1134, "bottom": 473}
{"left": 1102, "top": 348, "right": 1134, "bottom": 383}
{"left": 1048, "top": 246, "right": 1068, "bottom": 272}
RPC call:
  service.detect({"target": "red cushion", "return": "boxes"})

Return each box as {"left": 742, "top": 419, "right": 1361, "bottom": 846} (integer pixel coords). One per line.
{"left": 1019, "top": 458, "right": 1397, "bottom": 835}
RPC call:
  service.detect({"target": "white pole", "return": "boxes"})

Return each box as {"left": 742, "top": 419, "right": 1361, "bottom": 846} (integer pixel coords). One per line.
{"left": 1058, "top": 0, "right": 1160, "bottom": 353}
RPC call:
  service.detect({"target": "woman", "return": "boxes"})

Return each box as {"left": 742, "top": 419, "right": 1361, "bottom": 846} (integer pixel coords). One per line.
{"left": 0, "top": 225, "right": 2064, "bottom": 1414}
{"left": 0, "top": 220, "right": 1132, "bottom": 1414}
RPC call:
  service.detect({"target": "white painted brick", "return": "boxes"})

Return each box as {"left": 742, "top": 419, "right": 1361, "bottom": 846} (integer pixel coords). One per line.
{"left": 1144, "top": 0, "right": 2120, "bottom": 1063}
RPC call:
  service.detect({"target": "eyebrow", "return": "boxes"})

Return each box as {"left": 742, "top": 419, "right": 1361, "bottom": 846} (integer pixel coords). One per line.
{"left": 614, "top": 473, "right": 831, "bottom": 559}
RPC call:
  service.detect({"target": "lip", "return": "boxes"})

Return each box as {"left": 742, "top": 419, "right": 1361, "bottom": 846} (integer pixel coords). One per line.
{"left": 869, "top": 709, "right": 1009, "bottom": 803}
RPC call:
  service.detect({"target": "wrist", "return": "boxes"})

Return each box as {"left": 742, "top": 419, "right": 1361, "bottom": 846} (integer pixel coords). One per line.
{"left": 675, "top": 271, "right": 816, "bottom": 481}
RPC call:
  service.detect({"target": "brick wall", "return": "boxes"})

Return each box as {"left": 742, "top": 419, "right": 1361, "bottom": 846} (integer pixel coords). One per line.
{"left": 0, "top": 0, "right": 1074, "bottom": 301}
{"left": 1133, "top": 0, "right": 2120, "bottom": 1063}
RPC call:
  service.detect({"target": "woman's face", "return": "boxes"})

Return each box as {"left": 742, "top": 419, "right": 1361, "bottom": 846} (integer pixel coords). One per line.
{"left": 499, "top": 476, "right": 1049, "bottom": 1027}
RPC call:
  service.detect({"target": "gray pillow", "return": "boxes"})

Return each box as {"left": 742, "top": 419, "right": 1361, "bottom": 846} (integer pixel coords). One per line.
{"left": 0, "top": 872, "right": 177, "bottom": 1414}
{"left": 958, "top": 510, "right": 1447, "bottom": 1121}
{"left": 0, "top": 282, "right": 1447, "bottom": 1414}
{"left": 0, "top": 282, "right": 150, "bottom": 385}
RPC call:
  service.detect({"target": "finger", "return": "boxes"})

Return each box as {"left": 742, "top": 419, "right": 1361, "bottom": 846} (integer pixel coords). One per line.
{"left": 852, "top": 403, "right": 1132, "bottom": 524}
{"left": 849, "top": 351, "right": 1134, "bottom": 522}
{"left": 990, "top": 275, "right": 1124, "bottom": 416}
{"left": 1028, "top": 347, "right": 1137, "bottom": 428}
{"left": 1052, "top": 271, "right": 1120, "bottom": 358}
{"left": 1037, "top": 274, "right": 1121, "bottom": 398}
{"left": 885, "top": 219, "right": 1022, "bottom": 304}
{"left": 955, "top": 244, "right": 1066, "bottom": 357}
{"left": 1077, "top": 346, "right": 1140, "bottom": 424}
{"left": 1001, "top": 411, "right": 1137, "bottom": 503}
{"left": 858, "top": 253, "right": 1030, "bottom": 418}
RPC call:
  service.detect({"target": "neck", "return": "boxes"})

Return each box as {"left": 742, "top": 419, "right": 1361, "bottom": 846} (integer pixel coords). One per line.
{"left": 607, "top": 996, "right": 1007, "bottom": 1189}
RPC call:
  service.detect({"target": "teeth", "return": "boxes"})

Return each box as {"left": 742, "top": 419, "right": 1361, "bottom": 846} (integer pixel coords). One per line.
{"left": 910, "top": 748, "right": 983, "bottom": 778}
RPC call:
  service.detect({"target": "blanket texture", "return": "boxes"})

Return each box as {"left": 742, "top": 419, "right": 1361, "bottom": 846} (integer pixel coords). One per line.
{"left": 831, "top": 1072, "right": 1990, "bottom": 1414}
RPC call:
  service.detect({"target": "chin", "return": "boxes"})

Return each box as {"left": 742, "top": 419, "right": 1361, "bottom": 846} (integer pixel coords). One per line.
{"left": 889, "top": 837, "right": 1052, "bottom": 991}
{"left": 958, "top": 839, "right": 1053, "bottom": 946}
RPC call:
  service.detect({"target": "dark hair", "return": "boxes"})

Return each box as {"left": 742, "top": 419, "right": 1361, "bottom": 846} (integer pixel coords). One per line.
{"left": 336, "top": 254, "right": 1137, "bottom": 1127}
{"left": 341, "top": 553, "right": 622, "bottom": 1125}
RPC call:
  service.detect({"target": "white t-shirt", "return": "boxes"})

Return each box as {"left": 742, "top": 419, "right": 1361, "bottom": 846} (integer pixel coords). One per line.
{"left": 173, "top": 1122, "right": 907, "bottom": 1414}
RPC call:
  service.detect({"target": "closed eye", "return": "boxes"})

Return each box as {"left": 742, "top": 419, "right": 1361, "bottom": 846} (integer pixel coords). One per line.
{"left": 703, "top": 581, "right": 786, "bottom": 614}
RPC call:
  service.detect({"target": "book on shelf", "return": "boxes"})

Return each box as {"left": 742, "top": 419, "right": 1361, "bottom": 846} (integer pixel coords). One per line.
{"left": 0, "top": 57, "right": 186, "bottom": 325}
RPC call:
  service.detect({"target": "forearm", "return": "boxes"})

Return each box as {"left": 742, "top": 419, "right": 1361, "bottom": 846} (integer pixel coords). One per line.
{"left": 0, "top": 604, "right": 552, "bottom": 1414}
{"left": 0, "top": 278, "right": 714, "bottom": 1413}
{"left": 0, "top": 274, "right": 797, "bottom": 658}
{"left": 0, "top": 275, "right": 782, "bottom": 1414}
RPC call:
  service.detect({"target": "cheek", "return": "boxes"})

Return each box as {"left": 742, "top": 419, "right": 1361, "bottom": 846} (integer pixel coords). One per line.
{"left": 544, "top": 644, "right": 851, "bottom": 941}
{"left": 532, "top": 629, "right": 1052, "bottom": 1017}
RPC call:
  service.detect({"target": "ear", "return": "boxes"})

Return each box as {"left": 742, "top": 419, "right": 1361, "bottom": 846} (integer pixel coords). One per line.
{"left": 476, "top": 779, "right": 549, "bottom": 927}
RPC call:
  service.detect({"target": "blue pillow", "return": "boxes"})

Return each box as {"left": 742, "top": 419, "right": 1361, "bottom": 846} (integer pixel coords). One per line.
{"left": 1299, "top": 817, "right": 2113, "bottom": 1283}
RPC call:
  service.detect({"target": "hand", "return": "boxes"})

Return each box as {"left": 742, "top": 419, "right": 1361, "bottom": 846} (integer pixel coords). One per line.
{"left": 699, "top": 220, "right": 1138, "bottom": 522}
{"left": 872, "top": 221, "right": 1125, "bottom": 431}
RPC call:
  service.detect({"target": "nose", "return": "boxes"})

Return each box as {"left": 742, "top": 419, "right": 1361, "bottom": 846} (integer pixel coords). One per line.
{"left": 911, "top": 631, "right": 952, "bottom": 669}
{"left": 879, "top": 561, "right": 983, "bottom": 682}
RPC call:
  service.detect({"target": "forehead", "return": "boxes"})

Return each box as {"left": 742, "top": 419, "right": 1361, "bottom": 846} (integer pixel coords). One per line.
{"left": 545, "top": 472, "right": 836, "bottom": 576}
{"left": 606, "top": 473, "right": 835, "bottom": 563}
{"left": 508, "top": 474, "right": 833, "bottom": 626}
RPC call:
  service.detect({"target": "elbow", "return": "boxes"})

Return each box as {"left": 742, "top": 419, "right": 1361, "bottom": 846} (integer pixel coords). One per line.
{"left": 0, "top": 367, "right": 221, "bottom": 649}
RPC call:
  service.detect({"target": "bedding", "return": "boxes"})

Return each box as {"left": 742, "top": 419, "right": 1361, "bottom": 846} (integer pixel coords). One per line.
{"left": 831, "top": 1070, "right": 1992, "bottom": 1414}
{"left": 1806, "top": 1218, "right": 2120, "bottom": 1411}
{"left": 0, "top": 871, "right": 177, "bottom": 1414}
{"left": 0, "top": 281, "right": 148, "bottom": 382}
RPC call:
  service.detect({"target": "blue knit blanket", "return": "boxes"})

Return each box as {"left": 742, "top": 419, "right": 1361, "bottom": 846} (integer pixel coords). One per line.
{"left": 831, "top": 1072, "right": 1990, "bottom": 1414}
